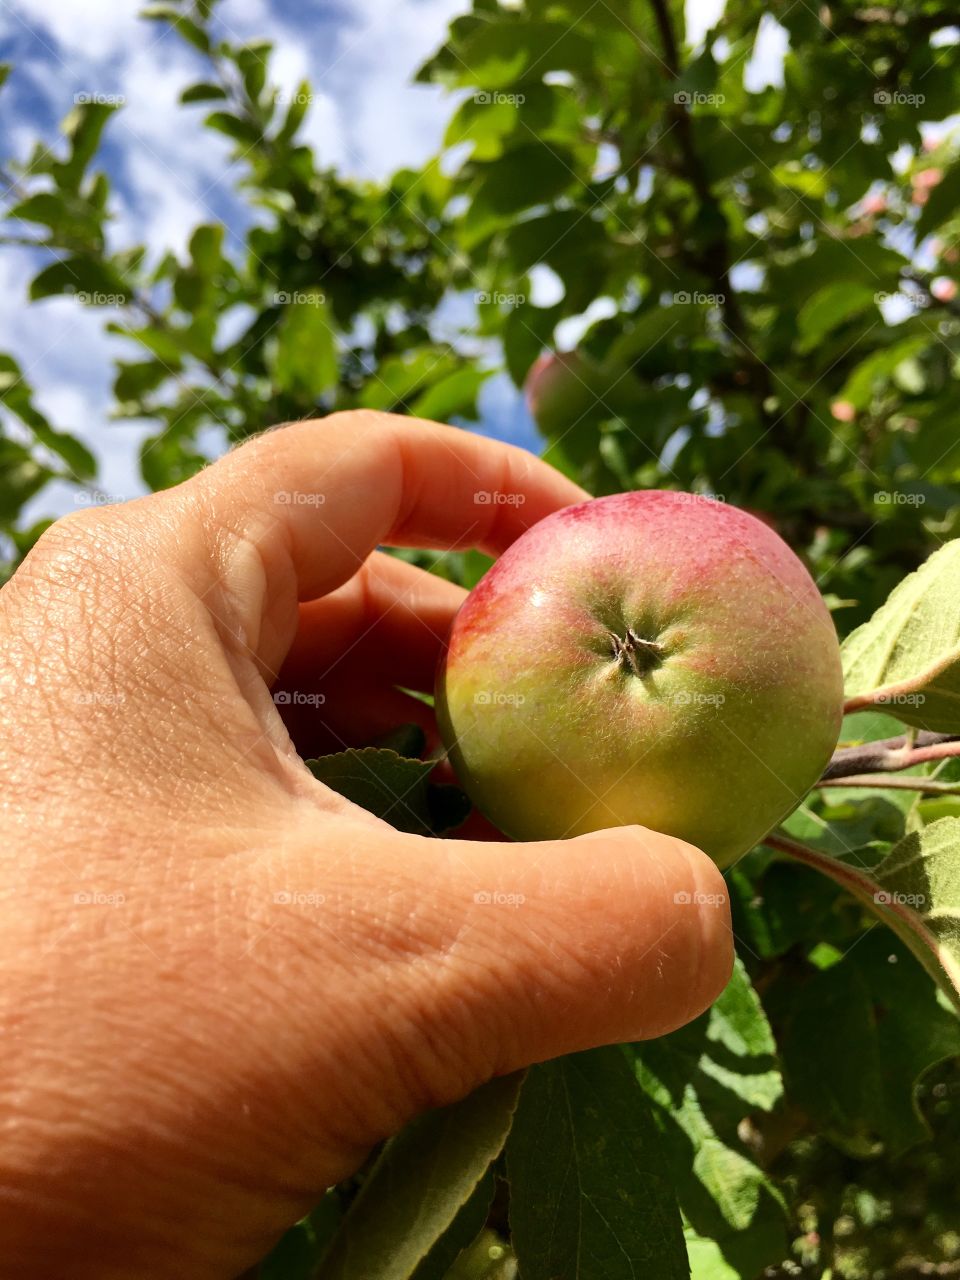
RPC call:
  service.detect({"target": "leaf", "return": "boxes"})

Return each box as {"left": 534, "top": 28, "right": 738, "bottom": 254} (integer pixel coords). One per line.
{"left": 871, "top": 819, "right": 960, "bottom": 1002}
{"left": 276, "top": 79, "right": 312, "bottom": 144}
{"left": 410, "top": 367, "right": 489, "bottom": 422}
{"left": 632, "top": 961, "right": 788, "bottom": 1280}
{"left": 29, "top": 256, "right": 126, "bottom": 303}
{"left": 781, "top": 930, "right": 960, "bottom": 1156}
{"left": 305, "top": 747, "right": 469, "bottom": 836}
{"left": 141, "top": 5, "right": 211, "bottom": 53}
{"left": 259, "top": 1194, "right": 343, "bottom": 1280}
{"left": 795, "top": 282, "right": 876, "bottom": 353}
{"left": 316, "top": 1074, "right": 522, "bottom": 1280}
{"left": 410, "top": 1171, "right": 495, "bottom": 1280}
{"left": 204, "top": 110, "right": 261, "bottom": 147}
{"left": 180, "top": 82, "right": 228, "bottom": 104}
{"left": 507, "top": 1047, "right": 688, "bottom": 1280}
{"left": 835, "top": 335, "right": 928, "bottom": 409}
{"left": 271, "top": 296, "right": 337, "bottom": 399}
{"left": 58, "top": 101, "right": 117, "bottom": 190}
{"left": 770, "top": 823, "right": 960, "bottom": 1011}
{"left": 842, "top": 539, "right": 960, "bottom": 730}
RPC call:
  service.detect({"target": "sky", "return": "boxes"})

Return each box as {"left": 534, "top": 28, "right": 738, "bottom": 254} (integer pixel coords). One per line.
{"left": 0, "top": 0, "right": 779, "bottom": 516}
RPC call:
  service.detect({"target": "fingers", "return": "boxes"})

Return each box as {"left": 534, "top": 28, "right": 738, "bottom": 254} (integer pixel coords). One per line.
{"left": 265, "top": 816, "right": 734, "bottom": 1144}
{"left": 173, "top": 412, "right": 586, "bottom": 673}
{"left": 282, "top": 551, "right": 466, "bottom": 694}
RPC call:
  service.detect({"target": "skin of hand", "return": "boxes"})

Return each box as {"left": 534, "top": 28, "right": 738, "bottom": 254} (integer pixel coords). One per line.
{"left": 0, "top": 412, "right": 733, "bottom": 1279}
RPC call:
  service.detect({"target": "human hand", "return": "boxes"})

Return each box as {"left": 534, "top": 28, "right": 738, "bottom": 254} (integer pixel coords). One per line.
{"left": 0, "top": 412, "right": 733, "bottom": 1278}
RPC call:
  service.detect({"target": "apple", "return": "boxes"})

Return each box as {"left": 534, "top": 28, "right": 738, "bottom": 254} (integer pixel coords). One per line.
{"left": 524, "top": 350, "right": 645, "bottom": 436}
{"left": 436, "top": 492, "right": 844, "bottom": 867}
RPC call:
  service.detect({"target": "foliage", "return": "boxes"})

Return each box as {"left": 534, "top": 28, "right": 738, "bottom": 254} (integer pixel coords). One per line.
{"left": 4, "top": 0, "right": 960, "bottom": 1276}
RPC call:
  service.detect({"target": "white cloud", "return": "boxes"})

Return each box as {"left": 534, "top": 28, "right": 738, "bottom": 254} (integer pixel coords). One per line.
{"left": 1, "top": 0, "right": 469, "bottom": 515}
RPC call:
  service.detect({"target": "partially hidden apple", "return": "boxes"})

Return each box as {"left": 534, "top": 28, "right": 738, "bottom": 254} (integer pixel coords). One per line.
{"left": 436, "top": 491, "right": 844, "bottom": 867}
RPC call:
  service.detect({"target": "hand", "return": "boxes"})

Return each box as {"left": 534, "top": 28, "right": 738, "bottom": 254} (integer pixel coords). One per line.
{"left": 0, "top": 412, "right": 733, "bottom": 1278}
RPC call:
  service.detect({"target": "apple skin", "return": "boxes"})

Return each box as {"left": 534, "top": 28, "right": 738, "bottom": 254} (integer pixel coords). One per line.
{"left": 436, "top": 492, "right": 844, "bottom": 868}
{"left": 524, "top": 350, "right": 643, "bottom": 436}
{"left": 524, "top": 351, "right": 603, "bottom": 436}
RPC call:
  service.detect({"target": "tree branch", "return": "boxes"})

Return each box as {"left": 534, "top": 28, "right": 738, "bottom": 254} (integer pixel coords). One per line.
{"left": 818, "top": 774, "right": 960, "bottom": 795}
{"left": 644, "top": 0, "right": 773, "bottom": 417}
{"left": 822, "top": 731, "right": 960, "bottom": 780}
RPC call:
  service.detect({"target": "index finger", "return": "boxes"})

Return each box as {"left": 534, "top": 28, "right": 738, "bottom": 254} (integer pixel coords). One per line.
{"left": 182, "top": 411, "right": 589, "bottom": 603}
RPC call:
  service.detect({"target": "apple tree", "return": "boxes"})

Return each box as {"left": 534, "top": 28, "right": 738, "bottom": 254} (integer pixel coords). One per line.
{"left": 3, "top": 0, "right": 960, "bottom": 1276}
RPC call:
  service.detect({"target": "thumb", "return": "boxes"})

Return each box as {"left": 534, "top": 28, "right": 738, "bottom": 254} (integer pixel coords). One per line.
{"left": 264, "top": 814, "right": 733, "bottom": 1142}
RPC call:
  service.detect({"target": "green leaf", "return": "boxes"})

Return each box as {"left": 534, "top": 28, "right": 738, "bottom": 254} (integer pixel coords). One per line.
{"left": 316, "top": 1075, "right": 523, "bottom": 1280}
{"left": 276, "top": 80, "right": 312, "bottom": 144}
{"left": 870, "top": 819, "right": 960, "bottom": 1004}
{"left": 507, "top": 1047, "right": 688, "bottom": 1280}
{"left": 141, "top": 5, "right": 211, "bottom": 53}
{"left": 410, "top": 366, "right": 489, "bottom": 422}
{"left": 29, "top": 257, "right": 126, "bottom": 303}
{"left": 0, "top": 440, "right": 54, "bottom": 519}
{"left": 410, "top": 1170, "right": 495, "bottom": 1280}
{"left": 632, "top": 961, "right": 788, "bottom": 1279}
{"left": 795, "top": 282, "right": 876, "bottom": 353}
{"left": 188, "top": 223, "right": 224, "bottom": 277}
{"left": 781, "top": 930, "right": 960, "bottom": 1156}
{"left": 842, "top": 539, "right": 960, "bottom": 730}
{"left": 180, "top": 82, "right": 228, "bottom": 104}
{"left": 58, "top": 101, "right": 117, "bottom": 190}
{"left": 305, "top": 747, "right": 468, "bottom": 836}
{"left": 836, "top": 335, "right": 929, "bottom": 409}
{"left": 451, "top": 20, "right": 593, "bottom": 88}
{"left": 770, "top": 823, "right": 960, "bottom": 1011}
{"left": 271, "top": 297, "right": 337, "bottom": 399}
{"left": 463, "top": 144, "right": 580, "bottom": 243}
{"left": 204, "top": 110, "right": 261, "bottom": 147}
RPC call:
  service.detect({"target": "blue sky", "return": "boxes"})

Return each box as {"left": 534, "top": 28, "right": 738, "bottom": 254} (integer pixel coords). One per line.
{"left": 1, "top": 0, "right": 488, "bottom": 512}
{"left": 0, "top": 0, "right": 787, "bottom": 515}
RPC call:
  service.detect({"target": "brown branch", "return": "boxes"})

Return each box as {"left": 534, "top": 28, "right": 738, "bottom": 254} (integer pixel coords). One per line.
{"left": 819, "top": 774, "right": 960, "bottom": 794}
{"left": 822, "top": 731, "right": 960, "bottom": 780}
{"left": 644, "top": 0, "right": 772, "bottom": 417}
